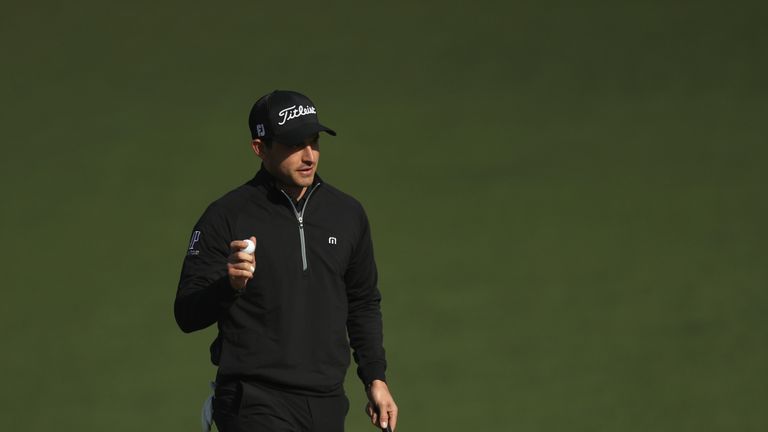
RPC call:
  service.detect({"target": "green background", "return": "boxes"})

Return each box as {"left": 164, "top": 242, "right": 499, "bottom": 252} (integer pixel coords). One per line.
{"left": 1, "top": 1, "right": 766, "bottom": 430}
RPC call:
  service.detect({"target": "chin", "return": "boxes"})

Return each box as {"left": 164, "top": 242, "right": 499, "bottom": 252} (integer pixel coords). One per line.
{"left": 293, "top": 175, "right": 314, "bottom": 187}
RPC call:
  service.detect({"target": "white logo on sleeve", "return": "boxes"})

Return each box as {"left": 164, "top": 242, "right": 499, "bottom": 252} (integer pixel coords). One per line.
{"left": 328, "top": 236, "right": 337, "bottom": 245}
{"left": 188, "top": 230, "right": 201, "bottom": 255}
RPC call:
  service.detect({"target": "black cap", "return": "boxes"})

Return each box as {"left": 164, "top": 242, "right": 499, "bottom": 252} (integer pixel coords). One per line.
{"left": 248, "top": 90, "right": 337, "bottom": 145}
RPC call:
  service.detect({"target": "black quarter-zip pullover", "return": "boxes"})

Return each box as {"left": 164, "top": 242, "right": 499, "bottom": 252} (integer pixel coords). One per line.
{"left": 174, "top": 167, "right": 386, "bottom": 395}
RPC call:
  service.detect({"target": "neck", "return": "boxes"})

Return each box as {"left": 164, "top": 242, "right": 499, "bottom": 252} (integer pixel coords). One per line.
{"left": 281, "top": 184, "right": 307, "bottom": 202}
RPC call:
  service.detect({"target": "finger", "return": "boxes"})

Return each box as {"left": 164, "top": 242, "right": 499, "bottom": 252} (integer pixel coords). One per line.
{"left": 227, "top": 264, "right": 253, "bottom": 278}
{"left": 228, "top": 268, "right": 253, "bottom": 279}
{"left": 231, "top": 262, "right": 256, "bottom": 273}
{"left": 228, "top": 272, "right": 251, "bottom": 289}
{"left": 228, "top": 252, "right": 255, "bottom": 264}
{"left": 230, "top": 240, "right": 248, "bottom": 251}
{"left": 389, "top": 406, "right": 398, "bottom": 431}
{"left": 249, "top": 236, "right": 257, "bottom": 250}
{"left": 369, "top": 405, "right": 378, "bottom": 426}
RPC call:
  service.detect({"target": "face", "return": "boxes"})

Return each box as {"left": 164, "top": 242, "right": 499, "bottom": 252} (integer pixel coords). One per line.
{"left": 253, "top": 134, "right": 320, "bottom": 188}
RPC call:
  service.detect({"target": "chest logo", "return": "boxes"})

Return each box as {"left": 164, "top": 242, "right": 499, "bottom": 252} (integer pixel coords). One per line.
{"left": 328, "top": 236, "right": 337, "bottom": 245}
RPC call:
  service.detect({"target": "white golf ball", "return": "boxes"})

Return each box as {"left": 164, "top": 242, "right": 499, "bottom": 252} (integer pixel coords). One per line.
{"left": 241, "top": 239, "right": 255, "bottom": 254}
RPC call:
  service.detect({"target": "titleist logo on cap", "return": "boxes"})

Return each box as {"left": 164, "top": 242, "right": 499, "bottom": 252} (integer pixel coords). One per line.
{"left": 278, "top": 105, "right": 317, "bottom": 125}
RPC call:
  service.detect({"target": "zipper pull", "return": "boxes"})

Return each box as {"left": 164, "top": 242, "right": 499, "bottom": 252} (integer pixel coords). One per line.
{"left": 298, "top": 216, "right": 303, "bottom": 227}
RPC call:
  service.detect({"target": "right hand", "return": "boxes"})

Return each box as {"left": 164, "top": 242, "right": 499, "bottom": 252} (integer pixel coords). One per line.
{"left": 365, "top": 380, "right": 398, "bottom": 431}
{"left": 227, "top": 236, "right": 256, "bottom": 291}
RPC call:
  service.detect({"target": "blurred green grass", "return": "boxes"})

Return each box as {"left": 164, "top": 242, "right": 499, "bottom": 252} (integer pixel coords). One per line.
{"left": 1, "top": 0, "right": 766, "bottom": 431}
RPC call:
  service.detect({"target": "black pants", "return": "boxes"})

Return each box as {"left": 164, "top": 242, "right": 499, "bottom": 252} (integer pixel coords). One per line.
{"left": 213, "top": 379, "right": 349, "bottom": 432}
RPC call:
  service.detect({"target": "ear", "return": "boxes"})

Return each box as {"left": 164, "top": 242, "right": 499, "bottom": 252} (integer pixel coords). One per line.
{"left": 251, "top": 139, "right": 267, "bottom": 160}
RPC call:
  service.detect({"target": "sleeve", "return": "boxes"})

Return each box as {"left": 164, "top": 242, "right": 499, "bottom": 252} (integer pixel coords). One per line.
{"left": 345, "top": 205, "right": 387, "bottom": 386}
{"left": 174, "top": 204, "right": 236, "bottom": 333}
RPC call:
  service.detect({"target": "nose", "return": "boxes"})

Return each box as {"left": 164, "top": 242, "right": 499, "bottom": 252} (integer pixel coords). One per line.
{"left": 301, "top": 145, "right": 315, "bottom": 164}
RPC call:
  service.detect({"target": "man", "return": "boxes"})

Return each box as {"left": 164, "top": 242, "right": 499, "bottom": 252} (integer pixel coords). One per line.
{"left": 174, "top": 90, "right": 398, "bottom": 432}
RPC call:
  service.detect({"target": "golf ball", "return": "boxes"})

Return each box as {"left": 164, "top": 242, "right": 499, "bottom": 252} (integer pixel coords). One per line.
{"left": 241, "top": 239, "right": 255, "bottom": 254}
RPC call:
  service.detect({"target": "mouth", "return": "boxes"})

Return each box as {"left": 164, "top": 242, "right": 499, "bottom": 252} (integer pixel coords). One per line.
{"left": 297, "top": 167, "right": 314, "bottom": 175}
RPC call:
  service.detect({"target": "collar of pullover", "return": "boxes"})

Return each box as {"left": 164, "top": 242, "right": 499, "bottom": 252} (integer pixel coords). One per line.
{"left": 249, "top": 164, "right": 323, "bottom": 204}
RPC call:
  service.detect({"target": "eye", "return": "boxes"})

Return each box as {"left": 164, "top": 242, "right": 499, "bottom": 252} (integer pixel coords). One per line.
{"left": 310, "top": 134, "right": 320, "bottom": 150}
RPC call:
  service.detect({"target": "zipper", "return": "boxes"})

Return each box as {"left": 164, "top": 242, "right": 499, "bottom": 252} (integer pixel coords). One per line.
{"left": 280, "top": 183, "right": 321, "bottom": 271}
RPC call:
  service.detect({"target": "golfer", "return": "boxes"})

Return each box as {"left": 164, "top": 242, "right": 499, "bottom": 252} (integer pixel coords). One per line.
{"left": 175, "top": 90, "right": 397, "bottom": 432}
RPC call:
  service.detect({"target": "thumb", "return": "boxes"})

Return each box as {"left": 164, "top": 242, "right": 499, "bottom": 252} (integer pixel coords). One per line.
{"left": 250, "top": 236, "right": 257, "bottom": 251}
{"left": 378, "top": 407, "right": 389, "bottom": 430}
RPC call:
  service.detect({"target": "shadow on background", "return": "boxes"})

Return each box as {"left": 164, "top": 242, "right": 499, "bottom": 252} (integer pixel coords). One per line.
{"left": 1, "top": 0, "right": 766, "bottom": 431}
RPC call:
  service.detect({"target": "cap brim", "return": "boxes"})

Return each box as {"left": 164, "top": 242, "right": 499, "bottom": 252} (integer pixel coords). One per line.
{"left": 274, "top": 123, "right": 336, "bottom": 146}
